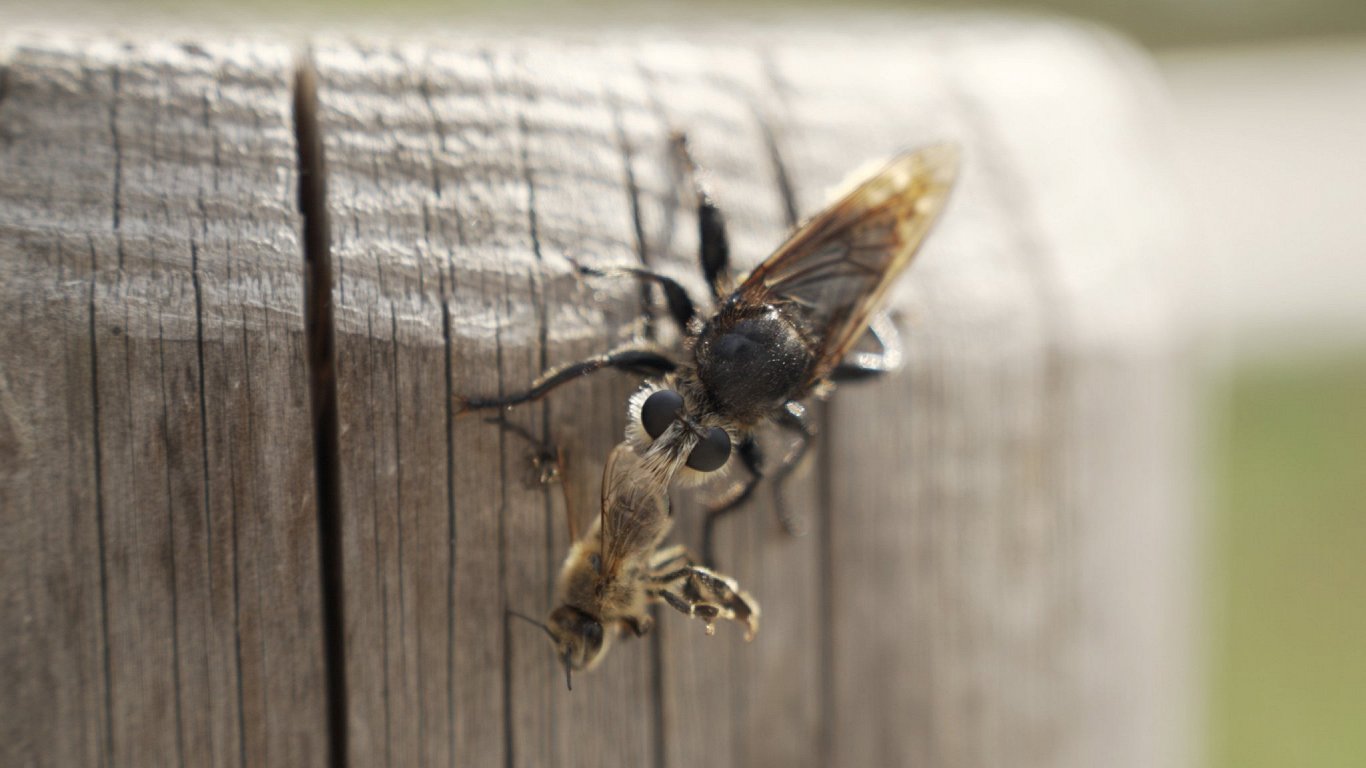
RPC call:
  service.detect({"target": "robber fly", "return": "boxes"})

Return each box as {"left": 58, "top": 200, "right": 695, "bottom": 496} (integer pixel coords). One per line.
{"left": 465, "top": 137, "right": 959, "bottom": 564}
{"left": 513, "top": 441, "right": 759, "bottom": 690}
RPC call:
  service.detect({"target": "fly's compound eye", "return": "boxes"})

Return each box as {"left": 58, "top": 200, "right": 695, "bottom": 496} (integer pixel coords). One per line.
{"left": 641, "top": 389, "right": 684, "bottom": 439}
{"left": 686, "top": 427, "right": 731, "bottom": 472}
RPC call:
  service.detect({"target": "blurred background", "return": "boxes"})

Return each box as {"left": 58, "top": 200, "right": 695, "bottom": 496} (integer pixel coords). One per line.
{"left": 7, "top": 1, "right": 1362, "bottom": 766}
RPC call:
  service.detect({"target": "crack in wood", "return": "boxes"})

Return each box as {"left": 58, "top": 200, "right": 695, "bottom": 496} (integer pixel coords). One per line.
{"left": 292, "top": 53, "right": 348, "bottom": 768}
{"left": 86, "top": 232, "right": 116, "bottom": 768}
{"left": 154, "top": 312, "right": 190, "bottom": 768}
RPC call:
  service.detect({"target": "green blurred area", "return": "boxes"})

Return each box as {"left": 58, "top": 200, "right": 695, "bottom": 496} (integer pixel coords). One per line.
{"left": 1208, "top": 353, "right": 1366, "bottom": 768}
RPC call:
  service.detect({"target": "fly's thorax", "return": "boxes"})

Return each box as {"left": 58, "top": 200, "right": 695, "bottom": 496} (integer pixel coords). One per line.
{"left": 694, "top": 304, "right": 813, "bottom": 423}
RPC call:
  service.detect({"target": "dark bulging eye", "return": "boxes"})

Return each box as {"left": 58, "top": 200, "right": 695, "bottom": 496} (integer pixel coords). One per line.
{"left": 686, "top": 427, "right": 731, "bottom": 472}
{"left": 582, "top": 619, "right": 604, "bottom": 646}
{"left": 642, "top": 389, "right": 684, "bottom": 439}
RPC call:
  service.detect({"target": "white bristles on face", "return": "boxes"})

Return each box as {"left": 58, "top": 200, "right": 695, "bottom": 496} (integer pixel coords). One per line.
{"left": 624, "top": 382, "right": 734, "bottom": 489}
{"left": 624, "top": 382, "right": 662, "bottom": 455}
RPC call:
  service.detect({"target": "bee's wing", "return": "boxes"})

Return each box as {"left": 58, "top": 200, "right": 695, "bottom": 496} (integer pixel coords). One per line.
{"left": 734, "top": 144, "right": 959, "bottom": 383}
{"left": 598, "top": 443, "right": 667, "bottom": 582}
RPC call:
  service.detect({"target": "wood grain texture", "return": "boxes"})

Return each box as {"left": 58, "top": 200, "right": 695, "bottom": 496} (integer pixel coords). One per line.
{"left": 0, "top": 17, "right": 1196, "bottom": 768}
{"left": 0, "top": 36, "right": 326, "bottom": 768}
{"left": 313, "top": 24, "right": 1193, "bottom": 768}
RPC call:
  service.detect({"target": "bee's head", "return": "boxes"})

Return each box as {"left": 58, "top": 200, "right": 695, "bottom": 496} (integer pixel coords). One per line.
{"left": 546, "top": 606, "right": 607, "bottom": 688}
{"left": 509, "top": 606, "right": 606, "bottom": 690}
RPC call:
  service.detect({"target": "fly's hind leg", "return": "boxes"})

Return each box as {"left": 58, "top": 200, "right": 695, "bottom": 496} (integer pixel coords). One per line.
{"left": 670, "top": 131, "right": 731, "bottom": 299}
{"left": 830, "top": 311, "right": 904, "bottom": 382}
{"left": 770, "top": 402, "right": 816, "bottom": 537}
{"left": 457, "top": 345, "right": 678, "bottom": 413}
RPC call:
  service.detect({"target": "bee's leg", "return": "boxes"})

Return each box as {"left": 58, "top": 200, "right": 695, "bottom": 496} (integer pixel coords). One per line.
{"left": 575, "top": 264, "right": 699, "bottom": 336}
{"left": 649, "top": 586, "right": 724, "bottom": 634}
{"left": 650, "top": 587, "right": 689, "bottom": 613}
{"left": 830, "top": 311, "right": 904, "bottom": 382}
{"left": 457, "top": 345, "right": 678, "bottom": 412}
{"left": 770, "top": 403, "right": 816, "bottom": 536}
{"left": 648, "top": 543, "right": 695, "bottom": 573}
{"left": 670, "top": 131, "right": 731, "bottom": 299}
{"left": 650, "top": 567, "right": 693, "bottom": 584}
{"left": 651, "top": 566, "right": 760, "bottom": 640}
{"left": 622, "top": 614, "right": 654, "bottom": 638}
{"left": 701, "top": 434, "right": 764, "bottom": 568}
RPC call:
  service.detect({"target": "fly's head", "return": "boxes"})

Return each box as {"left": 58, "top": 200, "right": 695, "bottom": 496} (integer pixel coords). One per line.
{"left": 625, "top": 381, "right": 733, "bottom": 485}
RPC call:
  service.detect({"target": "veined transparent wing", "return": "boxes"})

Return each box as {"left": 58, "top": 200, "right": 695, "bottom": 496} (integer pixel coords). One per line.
{"left": 734, "top": 144, "right": 959, "bottom": 383}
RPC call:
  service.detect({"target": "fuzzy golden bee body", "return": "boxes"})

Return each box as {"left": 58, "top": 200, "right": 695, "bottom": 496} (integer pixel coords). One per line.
{"left": 519, "top": 443, "right": 758, "bottom": 689}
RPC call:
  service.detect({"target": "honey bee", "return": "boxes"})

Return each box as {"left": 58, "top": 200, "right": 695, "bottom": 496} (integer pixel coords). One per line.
{"left": 466, "top": 138, "right": 959, "bottom": 564}
{"left": 513, "top": 441, "right": 759, "bottom": 690}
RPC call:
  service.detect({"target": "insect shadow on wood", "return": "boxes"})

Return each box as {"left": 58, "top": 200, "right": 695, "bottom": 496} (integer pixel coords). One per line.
{"left": 461, "top": 132, "right": 960, "bottom": 567}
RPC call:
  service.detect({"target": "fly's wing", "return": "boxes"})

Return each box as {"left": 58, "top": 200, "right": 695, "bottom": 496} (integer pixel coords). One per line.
{"left": 597, "top": 443, "right": 668, "bottom": 583}
{"left": 735, "top": 144, "right": 960, "bottom": 383}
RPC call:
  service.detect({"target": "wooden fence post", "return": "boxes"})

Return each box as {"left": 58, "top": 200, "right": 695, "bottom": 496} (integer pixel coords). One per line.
{"left": 1, "top": 20, "right": 1196, "bottom": 768}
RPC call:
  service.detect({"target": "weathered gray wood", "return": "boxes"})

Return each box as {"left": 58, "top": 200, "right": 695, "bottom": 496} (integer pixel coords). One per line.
{"left": 626, "top": 42, "right": 827, "bottom": 768}
{"left": 1, "top": 18, "right": 1196, "bottom": 768}
{"left": 314, "top": 25, "right": 1193, "bottom": 768}
{"left": 769, "top": 23, "right": 1195, "bottom": 768}
{"left": 0, "top": 37, "right": 327, "bottom": 768}
{"left": 312, "top": 40, "right": 661, "bottom": 767}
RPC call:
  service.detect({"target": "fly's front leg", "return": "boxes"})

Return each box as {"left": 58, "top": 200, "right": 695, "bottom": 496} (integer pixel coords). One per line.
{"left": 701, "top": 434, "right": 763, "bottom": 568}
{"left": 487, "top": 415, "right": 582, "bottom": 540}
{"left": 456, "top": 345, "right": 678, "bottom": 413}
{"left": 671, "top": 131, "right": 731, "bottom": 299}
{"left": 486, "top": 417, "right": 564, "bottom": 487}
{"left": 575, "top": 264, "right": 700, "bottom": 336}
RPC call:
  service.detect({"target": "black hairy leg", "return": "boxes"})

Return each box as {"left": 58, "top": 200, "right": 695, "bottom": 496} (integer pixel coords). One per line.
{"left": 670, "top": 131, "right": 732, "bottom": 299}
{"left": 769, "top": 402, "right": 816, "bottom": 536}
{"left": 701, "top": 434, "right": 764, "bottom": 567}
{"left": 458, "top": 345, "right": 678, "bottom": 412}
{"left": 830, "top": 311, "right": 904, "bottom": 382}
{"left": 484, "top": 416, "right": 564, "bottom": 486}
{"left": 574, "top": 263, "right": 701, "bottom": 336}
